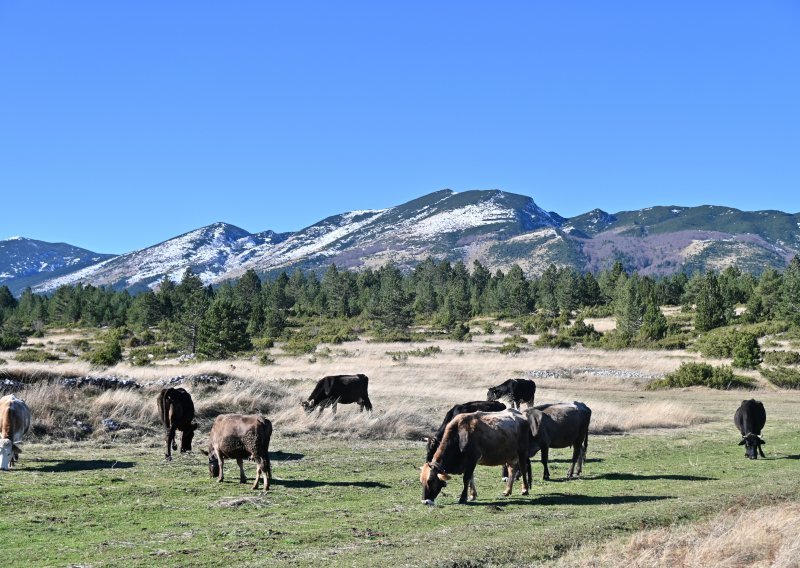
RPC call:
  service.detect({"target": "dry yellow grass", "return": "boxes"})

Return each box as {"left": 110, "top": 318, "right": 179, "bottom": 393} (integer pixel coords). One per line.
{"left": 589, "top": 401, "right": 712, "bottom": 434}
{"left": 557, "top": 501, "right": 800, "bottom": 568}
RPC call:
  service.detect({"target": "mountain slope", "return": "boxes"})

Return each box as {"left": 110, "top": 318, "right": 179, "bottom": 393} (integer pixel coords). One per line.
{"left": 13, "top": 190, "right": 800, "bottom": 295}
{"left": 0, "top": 237, "right": 115, "bottom": 295}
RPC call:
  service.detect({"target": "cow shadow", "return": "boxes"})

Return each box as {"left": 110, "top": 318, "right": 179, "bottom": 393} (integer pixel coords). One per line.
{"left": 587, "top": 473, "right": 717, "bottom": 482}
{"left": 761, "top": 454, "right": 800, "bottom": 461}
{"left": 271, "top": 478, "right": 390, "bottom": 489}
{"left": 270, "top": 451, "right": 304, "bottom": 462}
{"left": 541, "top": 457, "right": 603, "bottom": 464}
{"left": 475, "top": 494, "right": 673, "bottom": 507}
{"left": 27, "top": 460, "right": 136, "bottom": 472}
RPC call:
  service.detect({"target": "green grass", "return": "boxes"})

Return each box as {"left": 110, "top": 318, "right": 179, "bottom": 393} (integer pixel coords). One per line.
{"left": 4, "top": 422, "right": 800, "bottom": 567}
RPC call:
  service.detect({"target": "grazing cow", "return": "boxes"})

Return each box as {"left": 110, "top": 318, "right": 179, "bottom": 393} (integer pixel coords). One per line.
{"left": 419, "top": 409, "right": 531, "bottom": 505}
{"left": 425, "top": 400, "right": 507, "bottom": 462}
{"left": 523, "top": 402, "right": 592, "bottom": 480}
{"left": 202, "top": 414, "right": 273, "bottom": 491}
{"left": 0, "top": 394, "right": 31, "bottom": 471}
{"left": 486, "top": 378, "right": 536, "bottom": 409}
{"left": 301, "top": 374, "right": 372, "bottom": 414}
{"left": 157, "top": 387, "right": 198, "bottom": 460}
{"left": 734, "top": 399, "right": 766, "bottom": 459}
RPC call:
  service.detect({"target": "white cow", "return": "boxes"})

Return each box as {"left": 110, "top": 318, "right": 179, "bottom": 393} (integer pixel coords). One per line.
{"left": 0, "top": 394, "right": 31, "bottom": 470}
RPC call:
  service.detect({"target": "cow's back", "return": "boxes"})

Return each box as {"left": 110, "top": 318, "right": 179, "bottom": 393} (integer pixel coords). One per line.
{"left": 735, "top": 399, "right": 766, "bottom": 435}
{"left": 210, "top": 414, "right": 272, "bottom": 459}
{"left": 533, "top": 403, "right": 586, "bottom": 448}
{"left": 454, "top": 410, "right": 528, "bottom": 466}
{"left": 0, "top": 395, "right": 31, "bottom": 442}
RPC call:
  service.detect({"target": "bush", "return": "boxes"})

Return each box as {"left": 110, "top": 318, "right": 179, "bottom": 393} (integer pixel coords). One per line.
{"left": 653, "top": 336, "right": 688, "bottom": 350}
{"left": 386, "top": 346, "right": 442, "bottom": 361}
{"left": 481, "top": 321, "right": 495, "bottom": 335}
{"left": 519, "top": 314, "right": 555, "bottom": 334}
{"left": 15, "top": 349, "right": 60, "bottom": 363}
{"left": 694, "top": 328, "right": 738, "bottom": 358}
{"left": 761, "top": 366, "right": 800, "bottom": 389}
{"left": 534, "top": 334, "right": 573, "bottom": 348}
{"left": 451, "top": 323, "right": 471, "bottom": 341}
{"left": 497, "top": 343, "right": 521, "bottom": 355}
{"left": 0, "top": 331, "right": 23, "bottom": 351}
{"left": 648, "top": 362, "right": 755, "bottom": 390}
{"left": 762, "top": 350, "right": 800, "bottom": 366}
{"left": 86, "top": 333, "right": 123, "bottom": 367}
{"left": 259, "top": 352, "right": 276, "bottom": 365}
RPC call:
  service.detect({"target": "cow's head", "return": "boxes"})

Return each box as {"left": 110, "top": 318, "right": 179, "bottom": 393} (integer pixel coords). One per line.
{"left": 738, "top": 433, "right": 765, "bottom": 459}
{"left": 180, "top": 422, "right": 199, "bottom": 453}
{"left": 201, "top": 449, "right": 220, "bottom": 477}
{"left": 486, "top": 387, "right": 500, "bottom": 402}
{"left": 0, "top": 438, "right": 13, "bottom": 471}
{"left": 419, "top": 462, "right": 449, "bottom": 505}
{"left": 301, "top": 400, "right": 316, "bottom": 413}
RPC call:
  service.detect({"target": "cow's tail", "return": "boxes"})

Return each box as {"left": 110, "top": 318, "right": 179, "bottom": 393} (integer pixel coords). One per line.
{"left": 157, "top": 390, "right": 170, "bottom": 430}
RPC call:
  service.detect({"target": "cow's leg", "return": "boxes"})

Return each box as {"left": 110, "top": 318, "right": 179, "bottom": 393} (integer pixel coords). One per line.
{"left": 363, "top": 396, "right": 373, "bottom": 414}
{"left": 237, "top": 458, "right": 247, "bottom": 483}
{"left": 252, "top": 460, "right": 262, "bottom": 491}
{"left": 503, "top": 463, "right": 517, "bottom": 496}
{"left": 468, "top": 476, "right": 478, "bottom": 501}
{"left": 217, "top": 456, "right": 225, "bottom": 483}
{"left": 254, "top": 456, "right": 270, "bottom": 492}
{"left": 541, "top": 446, "right": 550, "bottom": 480}
{"left": 501, "top": 464, "right": 509, "bottom": 481}
{"left": 758, "top": 444, "right": 766, "bottom": 459}
{"left": 164, "top": 428, "right": 176, "bottom": 460}
{"left": 567, "top": 444, "right": 581, "bottom": 479}
{"left": 460, "top": 462, "right": 477, "bottom": 504}
{"left": 576, "top": 432, "right": 588, "bottom": 476}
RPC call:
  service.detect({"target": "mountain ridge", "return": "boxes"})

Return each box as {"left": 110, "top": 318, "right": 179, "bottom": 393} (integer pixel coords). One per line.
{"left": 3, "top": 189, "right": 799, "bottom": 295}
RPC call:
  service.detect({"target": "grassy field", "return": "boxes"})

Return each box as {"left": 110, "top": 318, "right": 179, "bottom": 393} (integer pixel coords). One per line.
{"left": 2, "top": 329, "right": 800, "bottom": 566}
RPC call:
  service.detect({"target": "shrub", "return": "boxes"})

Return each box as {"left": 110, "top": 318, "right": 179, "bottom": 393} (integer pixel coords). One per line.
{"left": 498, "top": 343, "right": 521, "bottom": 355}
{"left": 481, "top": 321, "right": 495, "bottom": 335}
{"left": 15, "top": 349, "right": 60, "bottom": 363}
{"left": 386, "top": 346, "right": 442, "bottom": 360}
{"left": 451, "top": 323, "right": 471, "bottom": 341}
{"left": 653, "top": 336, "right": 688, "bottom": 350}
{"left": 761, "top": 366, "right": 800, "bottom": 389}
{"left": 259, "top": 353, "right": 276, "bottom": 365}
{"left": 519, "top": 314, "right": 555, "bottom": 334}
{"left": 0, "top": 331, "right": 23, "bottom": 351}
{"left": 86, "top": 333, "right": 123, "bottom": 367}
{"left": 648, "top": 362, "right": 755, "bottom": 390}
{"left": 533, "top": 333, "right": 573, "bottom": 348}
{"left": 694, "top": 328, "right": 738, "bottom": 358}
{"left": 762, "top": 350, "right": 800, "bottom": 366}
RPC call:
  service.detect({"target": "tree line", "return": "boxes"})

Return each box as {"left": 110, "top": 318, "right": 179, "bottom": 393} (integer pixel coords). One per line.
{"left": 1, "top": 256, "right": 799, "bottom": 359}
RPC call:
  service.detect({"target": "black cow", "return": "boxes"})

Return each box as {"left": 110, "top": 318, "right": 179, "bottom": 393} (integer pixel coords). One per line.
{"left": 425, "top": 400, "right": 507, "bottom": 462}
{"left": 734, "top": 399, "right": 766, "bottom": 459}
{"left": 523, "top": 401, "right": 592, "bottom": 480}
{"left": 486, "top": 379, "right": 536, "bottom": 409}
{"left": 157, "top": 388, "right": 198, "bottom": 460}
{"left": 301, "top": 374, "right": 372, "bottom": 414}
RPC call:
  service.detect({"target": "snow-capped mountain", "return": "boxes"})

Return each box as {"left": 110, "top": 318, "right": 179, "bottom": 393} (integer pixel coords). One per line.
{"left": 5, "top": 189, "right": 800, "bottom": 295}
{"left": 0, "top": 237, "right": 115, "bottom": 294}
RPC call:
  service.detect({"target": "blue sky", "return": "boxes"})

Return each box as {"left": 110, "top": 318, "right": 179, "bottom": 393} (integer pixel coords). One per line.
{"left": 2, "top": 2, "right": 799, "bottom": 254}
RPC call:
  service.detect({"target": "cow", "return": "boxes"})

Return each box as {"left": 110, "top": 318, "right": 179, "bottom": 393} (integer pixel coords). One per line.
{"left": 734, "top": 399, "right": 766, "bottom": 459}
{"left": 419, "top": 409, "right": 531, "bottom": 505}
{"left": 425, "top": 400, "right": 507, "bottom": 462}
{"left": 301, "top": 374, "right": 372, "bottom": 415}
{"left": 156, "top": 387, "right": 198, "bottom": 461}
{"left": 486, "top": 378, "right": 536, "bottom": 409}
{"left": 523, "top": 401, "right": 592, "bottom": 481}
{"left": 202, "top": 414, "right": 273, "bottom": 492}
{"left": 0, "top": 394, "right": 31, "bottom": 471}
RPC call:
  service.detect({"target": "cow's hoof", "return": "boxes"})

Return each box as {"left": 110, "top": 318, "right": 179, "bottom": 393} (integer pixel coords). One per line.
{"left": 217, "top": 478, "right": 224, "bottom": 483}
{"left": 164, "top": 455, "right": 172, "bottom": 461}
{"left": 502, "top": 490, "right": 511, "bottom": 497}
{"left": 501, "top": 477, "right": 509, "bottom": 482}
{"left": 521, "top": 489, "right": 529, "bottom": 496}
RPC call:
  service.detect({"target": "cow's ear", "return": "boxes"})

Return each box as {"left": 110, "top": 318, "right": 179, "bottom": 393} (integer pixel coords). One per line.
{"left": 12, "top": 444, "right": 21, "bottom": 454}
{"left": 437, "top": 472, "right": 451, "bottom": 481}
{"left": 191, "top": 422, "right": 199, "bottom": 431}
{"left": 201, "top": 449, "right": 209, "bottom": 455}
{"left": 759, "top": 438, "right": 766, "bottom": 445}
{"left": 738, "top": 439, "right": 746, "bottom": 445}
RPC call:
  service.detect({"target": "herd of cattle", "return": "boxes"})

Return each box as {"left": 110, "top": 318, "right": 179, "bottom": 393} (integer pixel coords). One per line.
{"left": 0, "top": 375, "right": 770, "bottom": 506}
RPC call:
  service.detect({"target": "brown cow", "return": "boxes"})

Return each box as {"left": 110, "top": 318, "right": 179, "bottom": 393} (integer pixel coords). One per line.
{"left": 0, "top": 394, "right": 31, "bottom": 471}
{"left": 420, "top": 409, "right": 531, "bottom": 505}
{"left": 202, "top": 414, "right": 273, "bottom": 492}
{"left": 157, "top": 387, "right": 198, "bottom": 460}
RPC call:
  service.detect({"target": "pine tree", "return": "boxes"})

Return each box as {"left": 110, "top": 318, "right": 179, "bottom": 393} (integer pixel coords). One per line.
{"left": 172, "top": 270, "right": 211, "bottom": 354}
{"left": 732, "top": 332, "right": 761, "bottom": 369}
{"left": 778, "top": 256, "right": 800, "bottom": 326}
{"left": 198, "top": 296, "right": 251, "bottom": 358}
{"left": 370, "top": 264, "right": 412, "bottom": 331}
{"left": 694, "top": 272, "right": 730, "bottom": 332}
{"left": 556, "top": 269, "right": 579, "bottom": 315}
{"left": 639, "top": 302, "right": 668, "bottom": 341}
{"left": 537, "top": 265, "right": 559, "bottom": 316}
{"left": 503, "top": 265, "right": 530, "bottom": 317}
{"left": 615, "top": 274, "right": 645, "bottom": 340}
